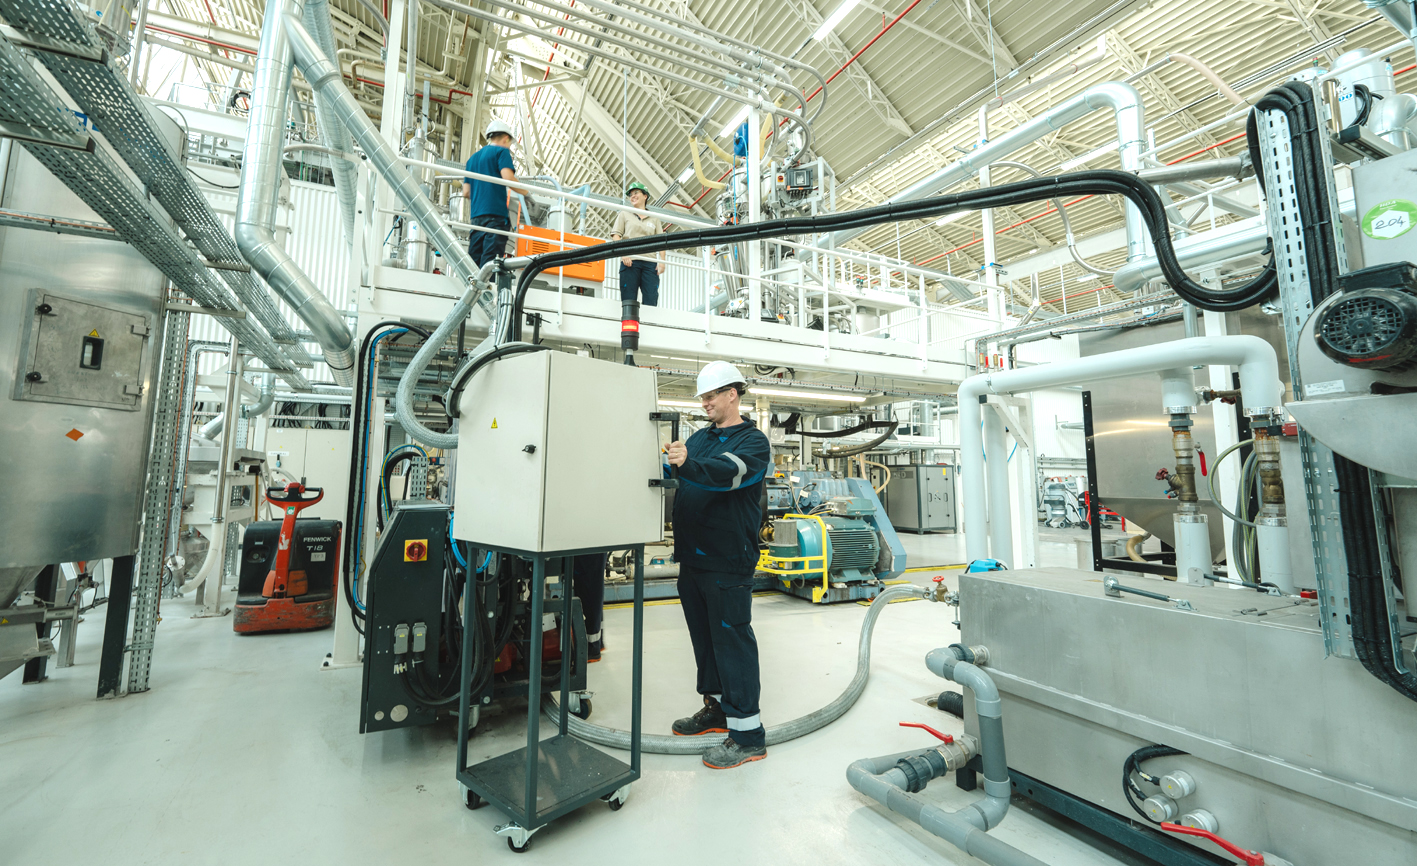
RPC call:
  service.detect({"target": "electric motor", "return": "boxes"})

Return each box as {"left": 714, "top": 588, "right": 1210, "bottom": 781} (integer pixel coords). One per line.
{"left": 1314, "top": 262, "right": 1417, "bottom": 371}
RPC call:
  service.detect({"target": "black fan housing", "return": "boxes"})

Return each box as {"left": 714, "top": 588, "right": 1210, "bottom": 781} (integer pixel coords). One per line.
{"left": 1314, "top": 286, "right": 1417, "bottom": 371}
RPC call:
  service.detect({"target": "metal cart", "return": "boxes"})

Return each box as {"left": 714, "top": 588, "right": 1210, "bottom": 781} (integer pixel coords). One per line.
{"left": 456, "top": 544, "right": 644, "bottom": 853}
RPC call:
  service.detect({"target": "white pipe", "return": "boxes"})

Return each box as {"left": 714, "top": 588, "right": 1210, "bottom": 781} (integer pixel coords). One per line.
{"left": 829, "top": 81, "right": 1147, "bottom": 261}
{"left": 983, "top": 406, "right": 1012, "bottom": 565}
{"left": 958, "top": 337, "right": 1282, "bottom": 561}
{"left": 1256, "top": 522, "right": 1295, "bottom": 594}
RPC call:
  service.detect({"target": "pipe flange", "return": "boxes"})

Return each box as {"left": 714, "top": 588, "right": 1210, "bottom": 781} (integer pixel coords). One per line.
{"left": 893, "top": 754, "right": 933, "bottom": 793}
{"left": 1256, "top": 516, "right": 1287, "bottom": 527}
{"left": 1174, "top": 512, "right": 1208, "bottom": 524}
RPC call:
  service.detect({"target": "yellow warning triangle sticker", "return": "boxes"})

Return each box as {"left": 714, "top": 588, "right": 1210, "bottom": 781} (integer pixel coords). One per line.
{"left": 88, "top": 329, "right": 100, "bottom": 337}
{"left": 491, "top": 418, "right": 498, "bottom": 429}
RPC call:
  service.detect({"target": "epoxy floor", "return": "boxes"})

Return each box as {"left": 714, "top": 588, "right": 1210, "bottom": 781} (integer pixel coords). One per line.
{"left": 0, "top": 529, "right": 1147, "bottom": 865}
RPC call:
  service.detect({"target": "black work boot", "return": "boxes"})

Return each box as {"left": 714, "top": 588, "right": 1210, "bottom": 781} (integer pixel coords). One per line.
{"left": 702, "top": 735, "right": 768, "bottom": 769}
{"left": 672, "top": 695, "right": 729, "bottom": 736}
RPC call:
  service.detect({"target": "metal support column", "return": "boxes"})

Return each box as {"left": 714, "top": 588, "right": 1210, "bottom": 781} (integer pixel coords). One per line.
{"left": 97, "top": 555, "right": 135, "bottom": 699}
{"left": 20, "top": 564, "right": 56, "bottom": 683}
{"left": 126, "top": 309, "right": 190, "bottom": 693}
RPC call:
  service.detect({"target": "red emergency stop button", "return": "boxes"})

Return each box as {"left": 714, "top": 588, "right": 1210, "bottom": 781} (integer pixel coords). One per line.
{"left": 404, "top": 539, "right": 428, "bottom": 562}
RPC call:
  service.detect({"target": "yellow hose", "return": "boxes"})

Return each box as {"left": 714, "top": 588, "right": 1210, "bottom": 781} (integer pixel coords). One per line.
{"left": 1125, "top": 532, "right": 1152, "bottom": 563}
{"left": 688, "top": 134, "right": 728, "bottom": 190}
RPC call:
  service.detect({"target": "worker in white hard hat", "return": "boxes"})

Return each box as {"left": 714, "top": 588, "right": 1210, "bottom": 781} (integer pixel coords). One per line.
{"left": 663, "top": 360, "right": 771, "bottom": 769}
{"left": 462, "top": 119, "right": 528, "bottom": 268}
{"left": 610, "top": 181, "right": 666, "bottom": 306}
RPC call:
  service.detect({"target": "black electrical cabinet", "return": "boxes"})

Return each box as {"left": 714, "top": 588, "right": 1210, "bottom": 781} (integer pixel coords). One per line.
{"left": 359, "top": 503, "right": 455, "bottom": 733}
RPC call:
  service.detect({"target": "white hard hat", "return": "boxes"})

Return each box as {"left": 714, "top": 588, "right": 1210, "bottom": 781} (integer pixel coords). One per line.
{"left": 486, "top": 119, "right": 514, "bottom": 139}
{"left": 696, "top": 360, "right": 745, "bottom": 397}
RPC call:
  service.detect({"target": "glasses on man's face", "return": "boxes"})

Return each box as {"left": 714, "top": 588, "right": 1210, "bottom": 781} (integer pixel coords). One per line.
{"left": 700, "top": 386, "right": 734, "bottom": 404}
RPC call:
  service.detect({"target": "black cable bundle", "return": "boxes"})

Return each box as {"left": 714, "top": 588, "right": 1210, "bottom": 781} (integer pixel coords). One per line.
{"left": 508, "top": 168, "right": 1280, "bottom": 340}
{"left": 1122, "top": 744, "right": 1187, "bottom": 823}
{"left": 1245, "top": 81, "right": 1417, "bottom": 704}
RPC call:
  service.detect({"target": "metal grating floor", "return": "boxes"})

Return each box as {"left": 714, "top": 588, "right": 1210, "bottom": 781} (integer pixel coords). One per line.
{"left": 0, "top": 0, "right": 315, "bottom": 368}
{"left": 0, "top": 30, "right": 310, "bottom": 389}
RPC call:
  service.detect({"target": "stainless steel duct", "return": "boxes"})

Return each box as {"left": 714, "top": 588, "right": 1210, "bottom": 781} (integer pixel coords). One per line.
{"left": 235, "top": 0, "right": 356, "bottom": 386}
{"left": 828, "top": 82, "right": 1147, "bottom": 261}
{"left": 303, "top": 0, "right": 358, "bottom": 246}
{"left": 1111, "top": 220, "right": 1269, "bottom": 295}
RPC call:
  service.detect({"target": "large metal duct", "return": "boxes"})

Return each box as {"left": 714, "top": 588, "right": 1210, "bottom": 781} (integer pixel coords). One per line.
{"left": 235, "top": 0, "right": 356, "bottom": 385}
{"left": 828, "top": 82, "right": 1147, "bottom": 261}
{"left": 303, "top": 0, "right": 357, "bottom": 246}
{"left": 1111, "top": 219, "right": 1269, "bottom": 295}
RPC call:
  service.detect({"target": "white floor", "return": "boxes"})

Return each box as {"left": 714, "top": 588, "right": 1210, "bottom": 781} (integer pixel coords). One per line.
{"left": 0, "top": 529, "right": 1146, "bottom": 865}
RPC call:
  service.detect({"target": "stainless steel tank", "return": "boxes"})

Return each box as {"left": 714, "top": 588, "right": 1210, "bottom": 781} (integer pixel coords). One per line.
{"left": 1077, "top": 308, "right": 1289, "bottom": 552}
{"left": 0, "top": 145, "right": 166, "bottom": 606}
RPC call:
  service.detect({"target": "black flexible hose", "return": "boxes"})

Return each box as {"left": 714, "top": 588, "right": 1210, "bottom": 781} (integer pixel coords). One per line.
{"left": 342, "top": 321, "right": 431, "bottom": 631}
{"left": 785, "top": 414, "right": 896, "bottom": 439}
{"left": 508, "top": 169, "right": 1278, "bottom": 336}
{"left": 444, "top": 342, "right": 551, "bottom": 419}
{"left": 815, "top": 423, "right": 899, "bottom": 458}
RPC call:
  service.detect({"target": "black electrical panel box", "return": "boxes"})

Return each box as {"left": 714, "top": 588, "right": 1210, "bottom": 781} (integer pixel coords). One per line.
{"left": 237, "top": 518, "right": 341, "bottom": 606}
{"left": 360, "top": 502, "right": 453, "bottom": 733}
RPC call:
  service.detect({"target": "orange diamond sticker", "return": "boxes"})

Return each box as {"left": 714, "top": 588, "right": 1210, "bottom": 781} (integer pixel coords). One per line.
{"left": 65, "top": 428, "right": 84, "bottom": 441}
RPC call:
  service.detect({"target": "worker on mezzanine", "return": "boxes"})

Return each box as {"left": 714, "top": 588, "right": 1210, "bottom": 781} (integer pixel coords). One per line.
{"left": 610, "top": 181, "right": 667, "bottom": 306}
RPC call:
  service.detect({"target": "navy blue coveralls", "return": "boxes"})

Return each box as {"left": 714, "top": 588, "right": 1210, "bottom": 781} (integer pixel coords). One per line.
{"left": 464, "top": 144, "right": 515, "bottom": 267}
{"left": 671, "top": 418, "right": 771, "bottom": 746}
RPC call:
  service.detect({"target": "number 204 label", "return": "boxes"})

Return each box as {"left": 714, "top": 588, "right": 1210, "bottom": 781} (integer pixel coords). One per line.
{"left": 1362, "top": 199, "right": 1417, "bottom": 240}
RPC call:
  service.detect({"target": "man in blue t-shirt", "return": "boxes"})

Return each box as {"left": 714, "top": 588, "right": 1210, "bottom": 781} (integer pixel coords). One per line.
{"left": 462, "top": 120, "right": 527, "bottom": 268}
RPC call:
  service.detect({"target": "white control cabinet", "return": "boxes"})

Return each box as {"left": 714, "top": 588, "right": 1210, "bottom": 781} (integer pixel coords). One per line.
{"left": 452, "top": 350, "right": 664, "bottom": 552}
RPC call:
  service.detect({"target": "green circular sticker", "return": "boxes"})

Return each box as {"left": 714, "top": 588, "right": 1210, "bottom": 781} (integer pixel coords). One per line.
{"left": 1362, "top": 199, "right": 1417, "bottom": 240}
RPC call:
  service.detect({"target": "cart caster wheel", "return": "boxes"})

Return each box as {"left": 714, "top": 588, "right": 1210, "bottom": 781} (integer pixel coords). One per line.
{"left": 608, "top": 796, "right": 624, "bottom": 811}
{"left": 1079, "top": 521, "right": 1091, "bottom": 530}
{"left": 571, "top": 698, "right": 592, "bottom": 720}
{"left": 601, "top": 784, "right": 630, "bottom": 811}
{"left": 463, "top": 789, "right": 484, "bottom": 810}
{"left": 508, "top": 837, "right": 530, "bottom": 853}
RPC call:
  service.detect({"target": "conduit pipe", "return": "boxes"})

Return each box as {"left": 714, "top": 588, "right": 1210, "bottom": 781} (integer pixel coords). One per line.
{"left": 830, "top": 82, "right": 1147, "bottom": 261}
{"left": 235, "top": 0, "right": 356, "bottom": 386}
{"left": 303, "top": 0, "right": 359, "bottom": 247}
{"left": 1112, "top": 219, "right": 1269, "bottom": 295}
{"left": 1167, "top": 53, "right": 1248, "bottom": 106}
{"left": 546, "top": 583, "right": 934, "bottom": 754}
{"left": 196, "top": 372, "right": 276, "bottom": 442}
{"left": 958, "top": 337, "right": 1283, "bottom": 563}
{"left": 847, "top": 647, "right": 1040, "bottom": 866}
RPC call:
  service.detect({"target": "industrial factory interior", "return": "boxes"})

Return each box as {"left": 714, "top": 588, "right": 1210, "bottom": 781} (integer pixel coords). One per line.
{"left": 5, "top": 0, "right": 1417, "bottom": 861}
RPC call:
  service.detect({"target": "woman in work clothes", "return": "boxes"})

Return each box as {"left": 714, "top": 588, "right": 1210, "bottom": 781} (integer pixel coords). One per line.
{"left": 611, "top": 181, "right": 666, "bottom": 305}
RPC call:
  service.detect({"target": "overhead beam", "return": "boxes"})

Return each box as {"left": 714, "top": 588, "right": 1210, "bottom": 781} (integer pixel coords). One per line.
{"left": 953, "top": 0, "right": 1018, "bottom": 69}
{"left": 857, "top": 1, "right": 991, "bottom": 64}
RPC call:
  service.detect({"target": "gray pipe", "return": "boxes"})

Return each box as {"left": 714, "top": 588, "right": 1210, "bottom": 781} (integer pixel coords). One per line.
{"left": 690, "top": 289, "right": 731, "bottom": 314}
{"left": 235, "top": 0, "right": 356, "bottom": 386}
{"left": 1136, "top": 156, "right": 1247, "bottom": 186}
{"left": 303, "top": 0, "right": 358, "bottom": 247}
{"left": 1111, "top": 220, "right": 1269, "bottom": 295}
{"left": 286, "top": 11, "right": 505, "bottom": 449}
{"left": 198, "top": 372, "right": 276, "bottom": 441}
{"left": 544, "top": 583, "right": 933, "bottom": 754}
{"left": 829, "top": 82, "right": 1147, "bottom": 261}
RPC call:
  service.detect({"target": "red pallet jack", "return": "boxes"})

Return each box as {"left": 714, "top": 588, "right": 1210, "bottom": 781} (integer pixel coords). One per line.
{"left": 233, "top": 481, "right": 341, "bottom": 634}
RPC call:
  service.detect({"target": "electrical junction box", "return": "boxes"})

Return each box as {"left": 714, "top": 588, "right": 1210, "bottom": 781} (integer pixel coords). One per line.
{"left": 452, "top": 350, "right": 663, "bottom": 553}
{"left": 14, "top": 290, "right": 151, "bottom": 410}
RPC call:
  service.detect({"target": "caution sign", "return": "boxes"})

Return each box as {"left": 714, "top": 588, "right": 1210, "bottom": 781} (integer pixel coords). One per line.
{"left": 491, "top": 418, "right": 498, "bottom": 429}
{"left": 88, "top": 328, "right": 100, "bottom": 337}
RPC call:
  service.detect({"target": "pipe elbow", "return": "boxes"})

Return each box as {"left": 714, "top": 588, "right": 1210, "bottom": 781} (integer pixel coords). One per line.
{"left": 926, "top": 646, "right": 959, "bottom": 679}
{"left": 968, "top": 792, "right": 1011, "bottom": 831}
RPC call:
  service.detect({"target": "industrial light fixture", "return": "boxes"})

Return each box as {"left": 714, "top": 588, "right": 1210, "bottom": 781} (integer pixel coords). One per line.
{"left": 813, "top": 0, "right": 862, "bottom": 41}
{"left": 677, "top": 166, "right": 694, "bottom": 184}
{"left": 748, "top": 387, "right": 867, "bottom": 403}
{"left": 1058, "top": 140, "right": 1118, "bottom": 172}
{"left": 719, "top": 104, "right": 751, "bottom": 138}
{"left": 935, "top": 211, "right": 968, "bottom": 226}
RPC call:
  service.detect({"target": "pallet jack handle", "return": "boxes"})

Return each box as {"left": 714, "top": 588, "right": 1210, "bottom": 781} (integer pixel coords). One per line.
{"left": 263, "top": 481, "right": 325, "bottom": 598}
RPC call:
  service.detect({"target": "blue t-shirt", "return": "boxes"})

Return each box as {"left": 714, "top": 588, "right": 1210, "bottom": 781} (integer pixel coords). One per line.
{"left": 465, "top": 145, "right": 516, "bottom": 220}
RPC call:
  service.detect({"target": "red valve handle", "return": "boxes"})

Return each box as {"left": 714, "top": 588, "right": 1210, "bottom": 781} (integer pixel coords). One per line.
{"left": 932, "top": 576, "right": 946, "bottom": 583}
{"left": 1159, "top": 823, "right": 1264, "bottom": 865}
{"left": 1197, "top": 447, "right": 1208, "bottom": 477}
{"left": 899, "top": 722, "right": 953, "bottom": 744}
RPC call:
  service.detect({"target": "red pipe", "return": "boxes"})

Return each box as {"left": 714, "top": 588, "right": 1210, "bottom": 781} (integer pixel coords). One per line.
{"left": 146, "top": 24, "right": 255, "bottom": 56}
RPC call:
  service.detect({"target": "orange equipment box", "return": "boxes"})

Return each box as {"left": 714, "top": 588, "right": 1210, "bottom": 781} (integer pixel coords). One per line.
{"left": 514, "top": 225, "right": 606, "bottom": 282}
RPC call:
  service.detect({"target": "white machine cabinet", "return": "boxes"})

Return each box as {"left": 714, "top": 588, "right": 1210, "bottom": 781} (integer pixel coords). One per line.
{"left": 452, "top": 350, "right": 664, "bottom": 552}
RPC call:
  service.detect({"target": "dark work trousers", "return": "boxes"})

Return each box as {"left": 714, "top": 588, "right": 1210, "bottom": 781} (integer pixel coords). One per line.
{"left": 678, "top": 563, "right": 763, "bottom": 746}
{"left": 468, "top": 214, "right": 511, "bottom": 268}
{"left": 570, "top": 553, "right": 606, "bottom": 647}
{"left": 619, "top": 260, "right": 660, "bottom": 306}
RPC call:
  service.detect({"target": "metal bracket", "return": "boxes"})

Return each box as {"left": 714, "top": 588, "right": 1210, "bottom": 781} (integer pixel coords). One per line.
{"left": 0, "top": 23, "right": 105, "bottom": 63}
{"left": 648, "top": 478, "right": 678, "bottom": 489}
{"left": 0, "top": 119, "right": 92, "bottom": 152}
{"left": 649, "top": 411, "right": 681, "bottom": 422}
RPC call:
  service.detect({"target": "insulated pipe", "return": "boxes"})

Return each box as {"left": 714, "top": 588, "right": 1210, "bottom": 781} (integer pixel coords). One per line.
{"left": 983, "top": 406, "right": 1012, "bottom": 565}
{"left": 1167, "top": 53, "right": 1248, "bottom": 106}
{"left": 958, "top": 337, "right": 1283, "bottom": 561}
{"left": 303, "top": 0, "right": 358, "bottom": 247}
{"left": 1112, "top": 220, "right": 1269, "bottom": 295}
{"left": 829, "top": 82, "right": 1147, "bottom": 261}
{"left": 235, "top": 0, "right": 356, "bottom": 386}
{"left": 545, "top": 583, "right": 932, "bottom": 754}
{"left": 196, "top": 372, "right": 276, "bottom": 442}
{"left": 285, "top": 14, "right": 493, "bottom": 302}
{"left": 1135, "top": 155, "right": 1248, "bottom": 186}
